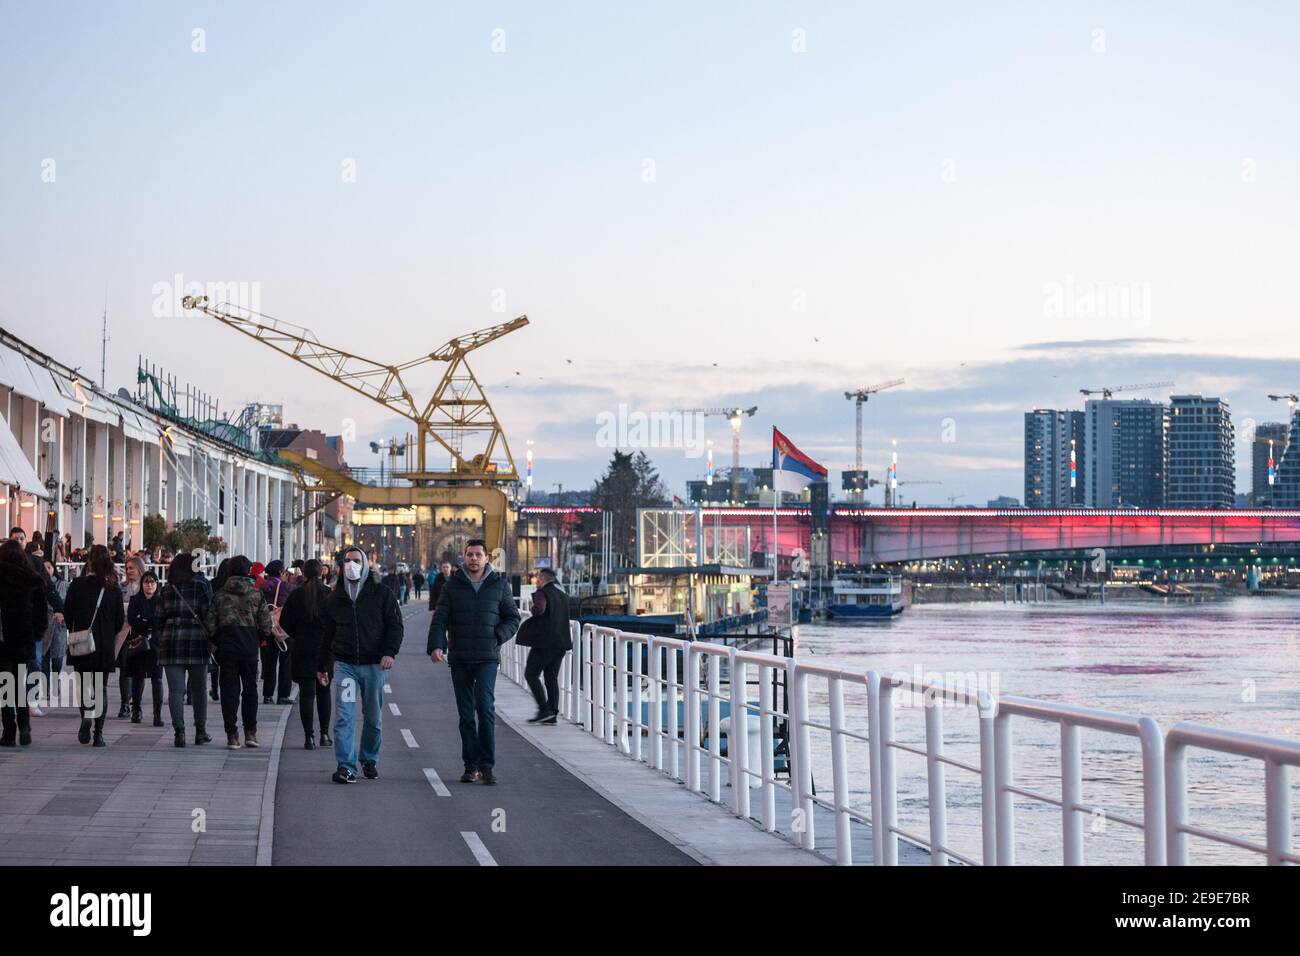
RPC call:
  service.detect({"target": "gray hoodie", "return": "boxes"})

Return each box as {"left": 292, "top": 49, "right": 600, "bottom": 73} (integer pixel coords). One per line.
{"left": 343, "top": 550, "right": 369, "bottom": 602}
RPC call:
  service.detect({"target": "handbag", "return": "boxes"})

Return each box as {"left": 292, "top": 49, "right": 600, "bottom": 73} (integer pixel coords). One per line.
{"left": 67, "top": 586, "right": 104, "bottom": 658}
{"left": 269, "top": 580, "right": 289, "bottom": 651}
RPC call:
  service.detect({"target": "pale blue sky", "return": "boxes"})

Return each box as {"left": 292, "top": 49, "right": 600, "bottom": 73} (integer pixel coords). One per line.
{"left": 3, "top": 2, "right": 1298, "bottom": 501}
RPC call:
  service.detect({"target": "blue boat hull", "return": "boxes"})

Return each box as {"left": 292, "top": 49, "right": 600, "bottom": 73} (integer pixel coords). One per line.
{"left": 829, "top": 602, "right": 905, "bottom": 619}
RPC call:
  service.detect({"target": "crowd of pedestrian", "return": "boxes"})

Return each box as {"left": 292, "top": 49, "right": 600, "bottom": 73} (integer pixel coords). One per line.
{"left": 0, "top": 528, "right": 569, "bottom": 790}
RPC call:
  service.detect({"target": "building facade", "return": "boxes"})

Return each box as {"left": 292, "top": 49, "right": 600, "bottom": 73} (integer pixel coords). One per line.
{"left": 1084, "top": 399, "right": 1167, "bottom": 508}
{"left": 1166, "top": 395, "right": 1234, "bottom": 508}
{"left": 0, "top": 327, "right": 324, "bottom": 563}
{"left": 1251, "top": 421, "right": 1288, "bottom": 505}
{"left": 1024, "top": 409, "right": 1085, "bottom": 507}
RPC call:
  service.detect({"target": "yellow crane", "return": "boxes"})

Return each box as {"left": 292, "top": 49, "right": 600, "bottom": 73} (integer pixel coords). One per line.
{"left": 182, "top": 295, "right": 528, "bottom": 552}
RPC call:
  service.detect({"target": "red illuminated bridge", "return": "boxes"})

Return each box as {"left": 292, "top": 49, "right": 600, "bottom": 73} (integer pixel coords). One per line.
{"left": 629, "top": 507, "right": 1300, "bottom": 565}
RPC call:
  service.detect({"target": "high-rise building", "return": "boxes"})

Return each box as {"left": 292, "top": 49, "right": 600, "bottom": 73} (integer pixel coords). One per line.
{"left": 1166, "top": 395, "right": 1234, "bottom": 508}
{"left": 1024, "top": 409, "right": 1085, "bottom": 507}
{"left": 1084, "top": 399, "right": 1167, "bottom": 508}
{"left": 1267, "top": 412, "right": 1300, "bottom": 507}
{"left": 1251, "top": 422, "right": 1288, "bottom": 505}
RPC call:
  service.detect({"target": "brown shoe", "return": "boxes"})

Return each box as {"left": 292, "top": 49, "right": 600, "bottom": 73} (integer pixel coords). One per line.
{"left": 243, "top": 732, "right": 259, "bottom": 748}
{"left": 227, "top": 733, "right": 242, "bottom": 749}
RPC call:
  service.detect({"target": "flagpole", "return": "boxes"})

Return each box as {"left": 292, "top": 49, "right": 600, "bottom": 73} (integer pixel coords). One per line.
{"left": 773, "top": 450, "right": 783, "bottom": 581}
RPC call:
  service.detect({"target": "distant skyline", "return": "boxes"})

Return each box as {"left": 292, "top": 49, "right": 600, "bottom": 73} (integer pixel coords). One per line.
{"left": 4, "top": 2, "right": 1300, "bottom": 502}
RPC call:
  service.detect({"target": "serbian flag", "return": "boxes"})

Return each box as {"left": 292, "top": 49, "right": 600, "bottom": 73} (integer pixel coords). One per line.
{"left": 772, "top": 427, "right": 827, "bottom": 494}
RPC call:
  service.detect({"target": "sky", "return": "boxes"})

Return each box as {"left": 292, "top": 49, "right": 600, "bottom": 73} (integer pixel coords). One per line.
{"left": 3, "top": 1, "right": 1299, "bottom": 504}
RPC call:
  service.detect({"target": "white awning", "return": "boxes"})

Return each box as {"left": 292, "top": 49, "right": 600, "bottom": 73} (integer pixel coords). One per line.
{"left": 119, "top": 409, "right": 158, "bottom": 443}
{"left": 27, "top": 363, "right": 74, "bottom": 417}
{"left": 0, "top": 345, "right": 42, "bottom": 403}
{"left": 71, "top": 382, "right": 121, "bottom": 425}
{"left": 0, "top": 414, "right": 49, "bottom": 499}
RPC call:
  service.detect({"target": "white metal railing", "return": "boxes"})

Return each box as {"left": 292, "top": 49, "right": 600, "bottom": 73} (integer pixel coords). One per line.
{"left": 1165, "top": 722, "right": 1300, "bottom": 866}
{"left": 500, "top": 623, "right": 1300, "bottom": 867}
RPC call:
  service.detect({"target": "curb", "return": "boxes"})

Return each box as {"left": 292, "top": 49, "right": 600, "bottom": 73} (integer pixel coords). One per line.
{"left": 256, "top": 694, "right": 296, "bottom": 867}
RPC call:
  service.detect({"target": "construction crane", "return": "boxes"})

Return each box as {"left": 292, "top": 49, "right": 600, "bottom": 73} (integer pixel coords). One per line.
{"left": 843, "top": 378, "right": 904, "bottom": 503}
{"left": 678, "top": 406, "right": 757, "bottom": 503}
{"left": 1078, "top": 381, "right": 1174, "bottom": 400}
{"left": 182, "top": 295, "right": 528, "bottom": 551}
{"left": 1268, "top": 392, "right": 1299, "bottom": 410}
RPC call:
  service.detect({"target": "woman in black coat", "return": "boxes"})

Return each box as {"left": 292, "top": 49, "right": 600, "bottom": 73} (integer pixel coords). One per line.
{"left": 125, "top": 571, "right": 164, "bottom": 726}
{"left": 0, "top": 539, "right": 47, "bottom": 747}
{"left": 64, "top": 546, "right": 126, "bottom": 747}
{"left": 281, "top": 559, "right": 331, "bottom": 749}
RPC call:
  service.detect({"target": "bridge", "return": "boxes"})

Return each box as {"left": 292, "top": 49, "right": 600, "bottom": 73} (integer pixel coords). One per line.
{"left": 642, "top": 507, "right": 1300, "bottom": 566}
{"left": 850, "top": 508, "right": 1300, "bottom": 564}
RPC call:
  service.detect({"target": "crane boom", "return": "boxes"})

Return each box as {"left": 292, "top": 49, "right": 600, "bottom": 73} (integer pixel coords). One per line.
{"left": 677, "top": 406, "right": 757, "bottom": 503}
{"left": 182, "top": 295, "right": 527, "bottom": 482}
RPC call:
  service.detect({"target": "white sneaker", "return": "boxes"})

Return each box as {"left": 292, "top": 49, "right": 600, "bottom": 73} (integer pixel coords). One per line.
{"left": 29, "top": 705, "right": 44, "bottom": 717}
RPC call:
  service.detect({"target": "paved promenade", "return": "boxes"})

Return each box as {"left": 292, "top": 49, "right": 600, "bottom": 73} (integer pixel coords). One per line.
{"left": 0, "top": 603, "right": 856, "bottom": 866}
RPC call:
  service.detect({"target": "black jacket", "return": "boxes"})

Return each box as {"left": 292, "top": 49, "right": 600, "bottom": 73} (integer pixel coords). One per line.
{"left": 534, "top": 582, "right": 573, "bottom": 651}
{"left": 0, "top": 562, "right": 47, "bottom": 666}
{"left": 318, "top": 576, "right": 403, "bottom": 670}
{"left": 428, "top": 573, "right": 448, "bottom": 610}
{"left": 283, "top": 583, "right": 329, "bottom": 682}
{"left": 64, "top": 575, "right": 125, "bottom": 674}
{"left": 427, "top": 567, "right": 520, "bottom": 663}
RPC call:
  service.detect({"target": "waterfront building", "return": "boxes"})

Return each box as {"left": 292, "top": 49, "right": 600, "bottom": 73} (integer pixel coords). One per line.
{"left": 1267, "top": 411, "right": 1300, "bottom": 508}
{"left": 0, "top": 326, "right": 324, "bottom": 561}
{"left": 1024, "top": 409, "right": 1085, "bottom": 507}
{"left": 1166, "top": 395, "right": 1234, "bottom": 508}
{"left": 1084, "top": 399, "right": 1167, "bottom": 508}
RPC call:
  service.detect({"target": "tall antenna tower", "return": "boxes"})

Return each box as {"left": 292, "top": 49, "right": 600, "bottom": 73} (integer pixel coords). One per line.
{"left": 100, "top": 292, "right": 109, "bottom": 388}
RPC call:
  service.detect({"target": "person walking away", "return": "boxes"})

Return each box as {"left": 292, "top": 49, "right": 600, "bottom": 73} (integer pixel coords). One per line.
{"left": 157, "top": 554, "right": 213, "bottom": 747}
{"left": 0, "top": 540, "right": 47, "bottom": 746}
{"left": 282, "top": 559, "right": 332, "bottom": 749}
{"left": 24, "top": 537, "right": 63, "bottom": 715}
{"left": 522, "top": 568, "right": 572, "bottom": 724}
{"left": 427, "top": 539, "right": 520, "bottom": 785}
{"left": 412, "top": 568, "right": 425, "bottom": 601}
{"left": 38, "top": 559, "right": 69, "bottom": 694}
{"left": 316, "top": 547, "right": 402, "bottom": 783}
{"left": 206, "top": 556, "right": 273, "bottom": 749}
{"left": 258, "top": 560, "right": 295, "bottom": 705}
{"left": 125, "top": 571, "right": 165, "bottom": 726}
{"left": 205, "top": 557, "right": 229, "bottom": 704}
{"left": 65, "top": 546, "right": 125, "bottom": 747}
{"left": 116, "top": 556, "right": 146, "bottom": 718}
{"left": 428, "top": 560, "right": 453, "bottom": 611}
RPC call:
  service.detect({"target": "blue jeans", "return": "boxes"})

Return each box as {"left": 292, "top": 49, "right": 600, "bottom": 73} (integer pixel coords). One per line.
{"left": 450, "top": 661, "right": 498, "bottom": 771}
{"left": 332, "top": 661, "right": 384, "bottom": 773}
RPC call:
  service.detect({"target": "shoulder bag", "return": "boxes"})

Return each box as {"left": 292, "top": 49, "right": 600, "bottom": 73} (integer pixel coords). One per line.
{"left": 67, "top": 585, "right": 104, "bottom": 658}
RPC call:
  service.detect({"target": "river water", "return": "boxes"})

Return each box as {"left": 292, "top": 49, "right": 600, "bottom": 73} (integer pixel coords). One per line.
{"left": 794, "top": 596, "right": 1300, "bottom": 865}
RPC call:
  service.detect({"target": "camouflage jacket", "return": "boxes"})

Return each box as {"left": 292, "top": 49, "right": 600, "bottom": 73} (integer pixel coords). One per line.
{"left": 205, "top": 576, "right": 273, "bottom": 661}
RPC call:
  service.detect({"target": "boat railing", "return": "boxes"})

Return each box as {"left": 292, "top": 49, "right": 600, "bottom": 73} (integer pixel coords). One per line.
{"left": 499, "top": 622, "right": 1299, "bottom": 866}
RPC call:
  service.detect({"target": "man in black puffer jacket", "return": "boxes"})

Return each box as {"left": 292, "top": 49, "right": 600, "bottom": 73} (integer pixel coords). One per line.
{"left": 427, "top": 539, "right": 520, "bottom": 785}
{"left": 317, "top": 547, "right": 403, "bottom": 784}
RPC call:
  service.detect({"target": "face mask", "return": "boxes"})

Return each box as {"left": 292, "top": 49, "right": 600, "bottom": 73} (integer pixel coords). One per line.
{"left": 344, "top": 561, "right": 363, "bottom": 581}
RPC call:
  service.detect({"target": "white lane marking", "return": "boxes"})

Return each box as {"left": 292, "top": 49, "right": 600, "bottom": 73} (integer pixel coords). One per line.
{"left": 384, "top": 684, "right": 393, "bottom": 694}
{"left": 423, "top": 768, "right": 450, "bottom": 796}
{"left": 461, "top": 831, "right": 497, "bottom": 866}
{"left": 389, "top": 702, "right": 401, "bottom": 716}
{"left": 401, "top": 728, "right": 419, "bottom": 748}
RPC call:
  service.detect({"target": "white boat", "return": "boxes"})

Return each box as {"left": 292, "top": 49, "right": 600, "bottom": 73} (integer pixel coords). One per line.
{"left": 829, "top": 571, "right": 905, "bottom": 618}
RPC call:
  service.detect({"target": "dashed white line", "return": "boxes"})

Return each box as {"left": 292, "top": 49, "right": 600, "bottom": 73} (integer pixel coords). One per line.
{"left": 384, "top": 684, "right": 393, "bottom": 695}
{"left": 422, "top": 768, "right": 450, "bottom": 796}
{"left": 400, "top": 728, "right": 419, "bottom": 748}
{"left": 461, "top": 831, "right": 497, "bottom": 866}
{"left": 389, "top": 702, "right": 402, "bottom": 716}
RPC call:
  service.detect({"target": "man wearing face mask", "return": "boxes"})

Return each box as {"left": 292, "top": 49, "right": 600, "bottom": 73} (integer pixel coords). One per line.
{"left": 316, "top": 547, "right": 403, "bottom": 784}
